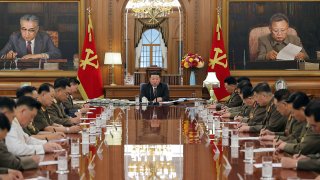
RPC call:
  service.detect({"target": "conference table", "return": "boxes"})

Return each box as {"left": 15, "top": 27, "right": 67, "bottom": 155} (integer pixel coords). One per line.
{"left": 22, "top": 104, "right": 319, "bottom": 180}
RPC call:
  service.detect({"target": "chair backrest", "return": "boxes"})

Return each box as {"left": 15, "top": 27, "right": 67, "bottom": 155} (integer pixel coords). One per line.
{"left": 46, "top": 31, "right": 59, "bottom": 48}
{"left": 248, "top": 26, "right": 297, "bottom": 61}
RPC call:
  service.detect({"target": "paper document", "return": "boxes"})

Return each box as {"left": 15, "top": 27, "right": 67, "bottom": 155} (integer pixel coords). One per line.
{"left": 238, "top": 137, "right": 260, "bottom": 140}
{"left": 39, "top": 160, "right": 58, "bottom": 166}
{"left": 253, "top": 148, "right": 276, "bottom": 153}
{"left": 277, "top": 43, "right": 302, "bottom": 60}
{"left": 254, "top": 163, "right": 282, "bottom": 168}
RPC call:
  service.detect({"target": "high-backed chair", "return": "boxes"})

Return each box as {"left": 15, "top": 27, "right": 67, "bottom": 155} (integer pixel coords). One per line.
{"left": 46, "top": 31, "right": 59, "bottom": 48}
{"left": 248, "top": 26, "right": 297, "bottom": 61}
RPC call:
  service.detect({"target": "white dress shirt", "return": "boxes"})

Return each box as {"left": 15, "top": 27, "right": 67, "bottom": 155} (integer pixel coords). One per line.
{"left": 6, "top": 118, "right": 46, "bottom": 156}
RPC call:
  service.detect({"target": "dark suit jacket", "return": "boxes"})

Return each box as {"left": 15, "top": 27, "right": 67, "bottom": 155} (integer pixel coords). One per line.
{"left": 257, "top": 34, "right": 309, "bottom": 61}
{"left": 140, "top": 82, "right": 169, "bottom": 102}
{"left": 0, "top": 140, "right": 38, "bottom": 171}
{"left": 0, "top": 31, "right": 61, "bottom": 59}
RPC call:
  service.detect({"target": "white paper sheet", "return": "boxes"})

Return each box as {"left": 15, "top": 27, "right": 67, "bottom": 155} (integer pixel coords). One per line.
{"left": 253, "top": 148, "right": 276, "bottom": 153}
{"left": 254, "top": 163, "right": 282, "bottom": 168}
{"left": 39, "top": 160, "right": 58, "bottom": 166}
{"left": 238, "top": 137, "right": 260, "bottom": 140}
{"left": 276, "top": 43, "right": 302, "bottom": 60}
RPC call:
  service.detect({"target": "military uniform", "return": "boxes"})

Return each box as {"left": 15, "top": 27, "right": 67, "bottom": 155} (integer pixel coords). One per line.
{"left": 297, "top": 153, "right": 320, "bottom": 172}
{"left": 62, "top": 95, "right": 81, "bottom": 117}
{"left": 247, "top": 103, "right": 267, "bottom": 132}
{"left": 47, "top": 99, "right": 73, "bottom": 126}
{"left": 230, "top": 104, "right": 253, "bottom": 119}
{"left": 276, "top": 116, "right": 306, "bottom": 142}
{"left": 225, "top": 91, "right": 242, "bottom": 108}
{"left": 23, "top": 122, "right": 39, "bottom": 136}
{"left": 249, "top": 98, "right": 286, "bottom": 133}
{"left": 34, "top": 107, "right": 54, "bottom": 131}
{"left": 0, "top": 140, "right": 38, "bottom": 171}
{"left": 284, "top": 126, "right": 320, "bottom": 155}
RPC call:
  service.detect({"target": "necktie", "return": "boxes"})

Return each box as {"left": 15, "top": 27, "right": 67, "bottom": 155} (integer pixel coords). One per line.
{"left": 153, "top": 87, "right": 157, "bottom": 96}
{"left": 27, "top": 41, "right": 32, "bottom": 54}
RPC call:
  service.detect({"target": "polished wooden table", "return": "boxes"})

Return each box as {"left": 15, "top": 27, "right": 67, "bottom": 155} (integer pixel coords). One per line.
{"left": 22, "top": 105, "right": 319, "bottom": 179}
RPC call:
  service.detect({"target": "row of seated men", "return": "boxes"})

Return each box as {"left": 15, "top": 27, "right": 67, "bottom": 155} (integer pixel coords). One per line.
{"left": 0, "top": 77, "right": 88, "bottom": 179}
{"left": 216, "top": 76, "right": 320, "bottom": 175}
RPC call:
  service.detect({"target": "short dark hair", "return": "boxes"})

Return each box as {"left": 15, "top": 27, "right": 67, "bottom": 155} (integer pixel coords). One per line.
{"left": 287, "top": 92, "right": 309, "bottom": 109}
{"left": 38, "top": 83, "right": 54, "bottom": 94}
{"left": 237, "top": 80, "right": 252, "bottom": 93}
{"left": 237, "top": 76, "right": 251, "bottom": 83}
{"left": 0, "top": 97, "right": 16, "bottom": 112}
{"left": 274, "top": 89, "right": 290, "bottom": 102}
{"left": 305, "top": 100, "right": 320, "bottom": 122}
{"left": 69, "top": 77, "right": 80, "bottom": 85}
{"left": 0, "top": 113, "right": 11, "bottom": 131}
{"left": 242, "top": 86, "right": 254, "bottom": 99}
{"left": 270, "top": 13, "right": 289, "bottom": 25}
{"left": 16, "top": 86, "right": 37, "bottom": 98}
{"left": 149, "top": 71, "right": 161, "bottom": 77}
{"left": 16, "top": 96, "right": 41, "bottom": 110}
{"left": 253, "top": 82, "right": 271, "bottom": 94}
{"left": 54, "top": 77, "right": 70, "bottom": 89}
{"left": 224, "top": 76, "right": 237, "bottom": 85}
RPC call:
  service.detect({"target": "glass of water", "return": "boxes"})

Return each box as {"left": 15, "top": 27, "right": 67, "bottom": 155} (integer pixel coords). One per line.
{"left": 262, "top": 156, "right": 273, "bottom": 178}
{"left": 135, "top": 95, "right": 140, "bottom": 105}
{"left": 71, "top": 138, "right": 79, "bottom": 156}
{"left": 82, "top": 129, "right": 89, "bottom": 144}
{"left": 244, "top": 142, "right": 254, "bottom": 162}
{"left": 222, "top": 126, "right": 229, "bottom": 138}
{"left": 57, "top": 150, "right": 69, "bottom": 174}
{"left": 231, "top": 131, "right": 239, "bottom": 147}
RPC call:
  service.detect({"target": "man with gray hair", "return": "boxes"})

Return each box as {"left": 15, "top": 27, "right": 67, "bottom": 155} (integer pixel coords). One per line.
{"left": 0, "top": 14, "right": 61, "bottom": 59}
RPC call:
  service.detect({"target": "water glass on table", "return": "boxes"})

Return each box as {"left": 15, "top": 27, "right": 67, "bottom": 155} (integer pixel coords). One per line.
{"left": 57, "top": 149, "right": 69, "bottom": 174}
{"left": 244, "top": 142, "right": 254, "bottom": 162}
{"left": 262, "top": 156, "right": 273, "bottom": 178}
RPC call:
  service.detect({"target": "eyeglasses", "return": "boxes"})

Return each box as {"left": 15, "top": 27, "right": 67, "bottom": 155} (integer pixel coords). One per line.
{"left": 20, "top": 27, "right": 37, "bottom": 33}
{"left": 271, "top": 29, "right": 288, "bottom": 35}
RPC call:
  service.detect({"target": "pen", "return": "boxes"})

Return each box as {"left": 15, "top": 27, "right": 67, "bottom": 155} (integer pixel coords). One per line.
{"left": 276, "top": 135, "right": 281, "bottom": 142}
{"left": 296, "top": 150, "right": 302, "bottom": 159}
{"left": 53, "top": 128, "right": 56, "bottom": 133}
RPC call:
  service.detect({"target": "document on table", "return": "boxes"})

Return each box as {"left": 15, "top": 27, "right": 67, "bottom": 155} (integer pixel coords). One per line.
{"left": 253, "top": 148, "right": 276, "bottom": 153}
{"left": 254, "top": 163, "right": 282, "bottom": 168}
{"left": 277, "top": 43, "right": 302, "bottom": 60}
{"left": 39, "top": 160, "right": 58, "bottom": 166}
{"left": 238, "top": 137, "right": 260, "bottom": 140}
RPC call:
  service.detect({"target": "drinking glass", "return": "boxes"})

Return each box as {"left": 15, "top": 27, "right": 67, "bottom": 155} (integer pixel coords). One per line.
{"left": 71, "top": 138, "right": 80, "bottom": 155}
{"left": 57, "top": 150, "right": 68, "bottom": 174}
{"left": 222, "top": 126, "right": 229, "bottom": 138}
{"left": 231, "top": 131, "right": 239, "bottom": 147}
{"left": 71, "top": 156, "right": 80, "bottom": 169}
{"left": 135, "top": 95, "right": 140, "bottom": 105}
{"left": 82, "top": 143, "right": 89, "bottom": 155}
{"left": 82, "top": 129, "right": 89, "bottom": 144}
{"left": 262, "top": 156, "right": 273, "bottom": 178}
{"left": 244, "top": 142, "right": 254, "bottom": 162}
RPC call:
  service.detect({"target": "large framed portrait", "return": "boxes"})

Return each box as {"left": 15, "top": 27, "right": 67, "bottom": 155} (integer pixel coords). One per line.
{"left": 222, "top": 0, "right": 320, "bottom": 70}
{"left": 0, "top": 0, "right": 85, "bottom": 70}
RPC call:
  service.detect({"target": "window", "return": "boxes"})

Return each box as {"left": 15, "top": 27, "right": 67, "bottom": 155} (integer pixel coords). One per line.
{"left": 140, "top": 29, "right": 163, "bottom": 68}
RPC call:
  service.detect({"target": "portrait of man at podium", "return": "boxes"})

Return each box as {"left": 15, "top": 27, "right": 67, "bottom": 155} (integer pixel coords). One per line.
{"left": 257, "top": 13, "right": 309, "bottom": 61}
{"left": 0, "top": 14, "right": 61, "bottom": 60}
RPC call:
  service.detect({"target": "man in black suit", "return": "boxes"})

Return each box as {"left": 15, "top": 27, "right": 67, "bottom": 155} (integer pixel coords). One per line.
{"left": 0, "top": 14, "right": 61, "bottom": 59}
{"left": 140, "top": 72, "right": 169, "bottom": 103}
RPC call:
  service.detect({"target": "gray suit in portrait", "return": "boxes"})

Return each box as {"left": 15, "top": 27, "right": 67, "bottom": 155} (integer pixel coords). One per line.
{"left": 0, "top": 31, "right": 61, "bottom": 59}
{"left": 257, "top": 34, "right": 309, "bottom": 61}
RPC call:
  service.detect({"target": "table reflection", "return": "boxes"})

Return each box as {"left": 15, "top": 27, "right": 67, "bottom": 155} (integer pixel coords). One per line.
{"left": 124, "top": 145, "right": 183, "bottom": 179}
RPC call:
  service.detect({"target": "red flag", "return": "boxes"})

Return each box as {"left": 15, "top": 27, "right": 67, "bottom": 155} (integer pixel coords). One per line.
{"left": 208, "top": 14, "right": 230, "bottom": 101}
{"left": 77, "top": 13, "right": 103, "bottom": 100}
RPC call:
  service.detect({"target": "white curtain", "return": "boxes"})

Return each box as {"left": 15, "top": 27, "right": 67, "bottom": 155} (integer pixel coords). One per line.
{"left": 135, "top": 38, "right": 143, "bottom": 68}
{"left": 159, "top": 32, "right": 167, "bottom": 68}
